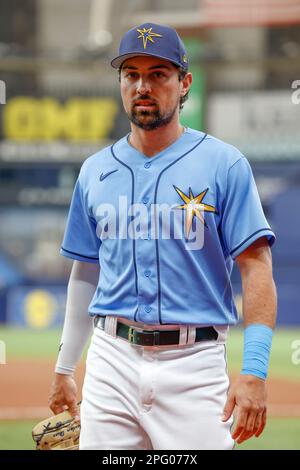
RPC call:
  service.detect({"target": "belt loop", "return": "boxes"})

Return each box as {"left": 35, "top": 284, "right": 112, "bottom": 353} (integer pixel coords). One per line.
{"left": 179, "top": 326, "right": 188, "bottom": 345}
{"left": 187, "top": 326, "right": 196, "bottom": 345}
{"left": 104, "top": 316, "right": 117, "bottom": 338}
{"left": 214, "top": 325, "right": 228, "bottom": 343}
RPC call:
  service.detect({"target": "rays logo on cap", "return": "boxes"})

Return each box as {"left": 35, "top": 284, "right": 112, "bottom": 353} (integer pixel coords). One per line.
{"left": 136, "top": 27, "right": 163, "bottom": 49}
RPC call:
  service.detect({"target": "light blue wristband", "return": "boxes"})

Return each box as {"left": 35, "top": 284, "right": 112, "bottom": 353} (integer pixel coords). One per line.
{"left": 241, "top": 324, "right": 273, "bottom": 380}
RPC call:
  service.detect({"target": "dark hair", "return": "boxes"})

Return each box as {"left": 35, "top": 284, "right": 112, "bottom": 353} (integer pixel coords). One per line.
{"left": 118, "top": 64, "right": 190, "bottom": 111}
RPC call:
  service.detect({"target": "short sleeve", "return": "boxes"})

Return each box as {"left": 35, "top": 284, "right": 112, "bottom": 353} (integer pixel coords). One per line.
{"left": 60, "top": 176, "right": 101, "bottom": 263}
{"left": 221, "top": 157, "right": 275, "bottom": 259}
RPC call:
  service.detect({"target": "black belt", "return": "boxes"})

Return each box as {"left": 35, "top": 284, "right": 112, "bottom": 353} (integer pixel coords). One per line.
{"left": 94, "top": 316, "right": 218, "bottom": 346}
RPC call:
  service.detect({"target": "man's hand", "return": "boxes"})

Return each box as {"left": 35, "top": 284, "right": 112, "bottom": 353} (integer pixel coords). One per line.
{"left": 222, "top": 374, "right": 267, "bottom": 444}
{"left": 48, "top": 373, "right": 80, "bottom": 421}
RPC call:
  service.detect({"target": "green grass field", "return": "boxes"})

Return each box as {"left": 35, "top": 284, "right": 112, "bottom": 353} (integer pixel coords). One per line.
{"left": 0, "top": 326, "right": 300, "bottom": 450}
{"left": 0, "top": 418, "right": 299, "bottom": 451}
{"left": 1, "top": 418, "right": 299, "bottom": 450}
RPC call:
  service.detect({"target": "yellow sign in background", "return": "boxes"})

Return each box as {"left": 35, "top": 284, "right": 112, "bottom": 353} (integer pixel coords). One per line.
{"left": 3, "top": 97, "right": 118, "bottom": 141}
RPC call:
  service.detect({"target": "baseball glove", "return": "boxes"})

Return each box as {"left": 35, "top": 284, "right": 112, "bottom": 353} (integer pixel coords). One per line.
{"left": 32, "top": 405, "right": 81, "bottom": 450}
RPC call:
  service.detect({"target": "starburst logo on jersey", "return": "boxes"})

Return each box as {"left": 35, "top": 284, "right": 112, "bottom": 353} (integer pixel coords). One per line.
{"left": 173, "top": 186, "right": 218, "bottom": 237}
{"left": 136, "top": 27, "right": 163, "bottom": 49}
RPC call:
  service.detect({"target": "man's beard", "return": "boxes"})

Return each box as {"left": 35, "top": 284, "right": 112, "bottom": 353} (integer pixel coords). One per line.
{"left": 127, "top": 101, "right": 178, "bottom": 131}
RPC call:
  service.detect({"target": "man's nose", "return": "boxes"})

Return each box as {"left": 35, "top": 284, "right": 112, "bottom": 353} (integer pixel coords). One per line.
{"left": 136, "top": 76, "right": 152, "bottom": 95}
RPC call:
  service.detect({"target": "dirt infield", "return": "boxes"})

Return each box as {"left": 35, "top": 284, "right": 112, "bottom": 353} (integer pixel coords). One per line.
{"left": 1, "top": 359, "right": 300, "bottom": 420}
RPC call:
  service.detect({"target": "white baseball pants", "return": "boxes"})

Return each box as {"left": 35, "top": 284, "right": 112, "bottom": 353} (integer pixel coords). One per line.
{"left": 79, "top": 316, "right": 234, "bottom": 450}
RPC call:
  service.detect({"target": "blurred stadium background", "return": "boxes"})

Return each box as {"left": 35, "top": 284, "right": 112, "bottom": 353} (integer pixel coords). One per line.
{"left": 0, "top": 0, "right": 300, "bottom": 450}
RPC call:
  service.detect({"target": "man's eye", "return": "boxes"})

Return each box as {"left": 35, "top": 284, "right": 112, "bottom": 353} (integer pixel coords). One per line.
{"left": 125, "top": 72, "right": 137, "bottom": 79}
{"left": 153, "top": 72, "right": 164, "bottom": 78}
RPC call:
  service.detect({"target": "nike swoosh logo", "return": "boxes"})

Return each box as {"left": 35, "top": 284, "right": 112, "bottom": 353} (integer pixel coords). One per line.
{"left": 99, "top": 169, "right": 118, "bottom": 181}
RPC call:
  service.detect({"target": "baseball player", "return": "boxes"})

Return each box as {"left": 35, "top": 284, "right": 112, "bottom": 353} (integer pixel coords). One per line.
{"left": 49, "top": 23, "right": 277, "bottom": 450}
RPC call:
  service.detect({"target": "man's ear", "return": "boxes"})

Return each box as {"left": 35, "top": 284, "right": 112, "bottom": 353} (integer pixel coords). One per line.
{"left": 181, "top": 72, "right": 192, "bottom": 96}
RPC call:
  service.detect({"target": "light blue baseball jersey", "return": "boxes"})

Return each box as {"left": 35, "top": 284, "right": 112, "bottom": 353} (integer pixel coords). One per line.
{"left": 61, "top": 128, "right": 275, "bottom": 325}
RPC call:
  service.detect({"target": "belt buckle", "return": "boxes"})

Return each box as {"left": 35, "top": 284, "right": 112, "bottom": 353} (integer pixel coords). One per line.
{"left": 128, "top": 327, "right": 136, "bottom": 344}
{"left": 128, "top": 327, "right": 160, "bottom": 346}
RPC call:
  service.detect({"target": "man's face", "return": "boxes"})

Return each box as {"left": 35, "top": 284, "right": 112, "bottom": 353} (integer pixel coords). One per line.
{"left": 119, "top": 55, "right": 191, "bottom": 131}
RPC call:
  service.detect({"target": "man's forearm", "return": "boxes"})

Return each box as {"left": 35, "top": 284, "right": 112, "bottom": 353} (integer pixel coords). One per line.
{"left": 241, "top": 261, "right": 277, "bottom": 328}
{"left": 55, "top": 261, "right": 99, "bottom": 375}
{"left": 236, "top": 238, "right": 277, "bottom": 381}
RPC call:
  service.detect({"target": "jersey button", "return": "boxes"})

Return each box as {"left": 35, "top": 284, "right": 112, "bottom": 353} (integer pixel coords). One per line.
{"left": 144, "top": 305, "right": 152, "bottom": 313}
{"left": 142, "top": 197, "right": 149, "bottom": 204}
{"left": 144, "top": 162, "right": 151, "bottom": 169}
{"left": 144, "top": 270, "right": 151, "bottom": 277}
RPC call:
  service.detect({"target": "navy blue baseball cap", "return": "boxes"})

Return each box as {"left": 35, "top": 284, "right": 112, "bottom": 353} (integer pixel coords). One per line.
{"left": 111, "top": 22, "right": 189, "bottom": 70}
